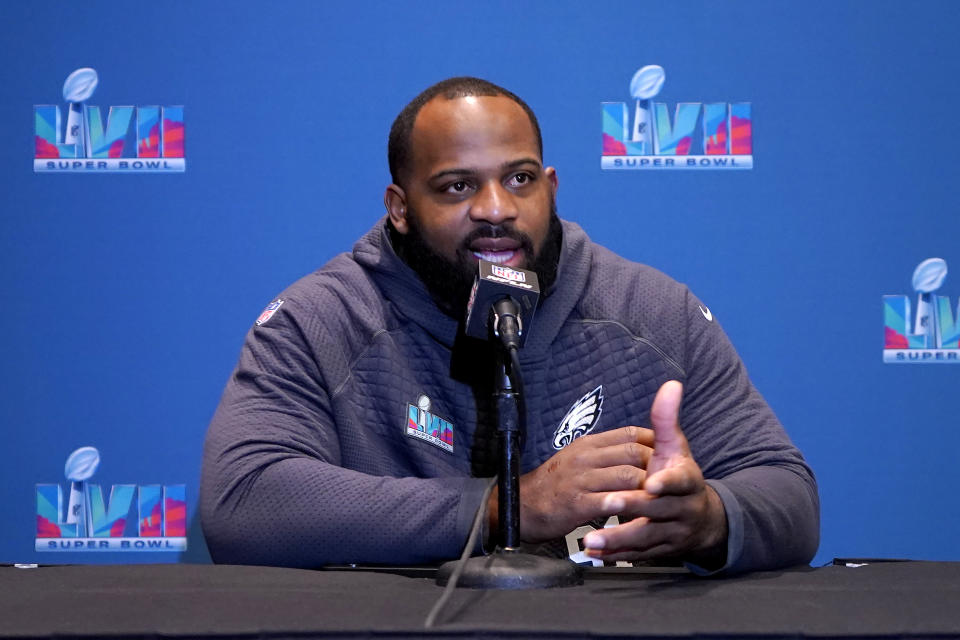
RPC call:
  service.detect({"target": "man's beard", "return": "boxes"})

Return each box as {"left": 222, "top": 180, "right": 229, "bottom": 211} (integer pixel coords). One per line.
{"left": 390, "top": 203, "right": 563, "bottom": 318}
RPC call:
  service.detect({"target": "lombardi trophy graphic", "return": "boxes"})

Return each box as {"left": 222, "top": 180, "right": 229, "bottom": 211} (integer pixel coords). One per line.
{"left": 62, "top": 68, "right": 98, "bottom": 159}
{"left": 629, "top": 65, "right": 665, "bottom": 154}
{"left": 64, "top": 446, "right": 100, "bottom": 537}
{"left": 912, "top": 258, "right": 948, "bottom": 348}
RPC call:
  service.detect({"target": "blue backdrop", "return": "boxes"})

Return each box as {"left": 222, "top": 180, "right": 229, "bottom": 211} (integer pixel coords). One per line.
{"left": 2, "top": 0, "right": 958, "bottom": 567}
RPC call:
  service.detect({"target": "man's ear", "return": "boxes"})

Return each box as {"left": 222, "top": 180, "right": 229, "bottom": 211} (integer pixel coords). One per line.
{"left": 545, "top": 166, "right": 559, "bottom": 197}
{"left": 384, "top": 184, "right": 409, "bottom": 234}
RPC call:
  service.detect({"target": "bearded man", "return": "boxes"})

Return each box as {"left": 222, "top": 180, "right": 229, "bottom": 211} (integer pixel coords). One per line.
{"left": 200, "top": 77, "right": 819, "bottom": 574}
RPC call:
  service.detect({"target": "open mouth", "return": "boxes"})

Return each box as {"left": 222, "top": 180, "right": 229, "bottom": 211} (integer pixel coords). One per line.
{"left": 471, "top": 249, "right": 517, "bottom": 264}
{"left": 468, "top": 237, "right": 523, "bottom": 266}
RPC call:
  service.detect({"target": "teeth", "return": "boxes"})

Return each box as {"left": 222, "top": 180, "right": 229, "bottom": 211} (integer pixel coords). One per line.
{"left": 473, "top": 250, "right": 515, "bottom": 264}
{"left": 474, "top": 251, "right": 513, "bottom": 264}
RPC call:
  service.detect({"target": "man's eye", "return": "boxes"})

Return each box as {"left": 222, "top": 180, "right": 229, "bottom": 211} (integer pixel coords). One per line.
{"left": 510, "top": 173, "right": 532, "bottom": 186}
{"left": 446, "top": 181, "right": 469, "bottom": 193}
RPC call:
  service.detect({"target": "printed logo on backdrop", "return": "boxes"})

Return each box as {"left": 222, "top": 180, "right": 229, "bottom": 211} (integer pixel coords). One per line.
{"left": 35, "top": 446, "right": 187, "bottom": 551}
{"left": 601, "top": 65, "right": 752, "bottom": 170}
{"left": 34, "top": 68, "right": 185, "bottom": 173}
{"left": 883, "top": 258, "right": 960, "bottom": 363}
{"left": 406, "top": 395, "right": 454, "bottom": 453}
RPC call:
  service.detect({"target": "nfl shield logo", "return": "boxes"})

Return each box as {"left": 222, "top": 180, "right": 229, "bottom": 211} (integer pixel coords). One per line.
{"left": 256, "top": 299, "right": 284, "bottom": 326}
{"left": 491, "top": 264, "right": 525, "bottom": 282}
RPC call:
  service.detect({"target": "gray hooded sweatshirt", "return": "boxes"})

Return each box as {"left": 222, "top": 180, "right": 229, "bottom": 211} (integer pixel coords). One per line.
{"left": 201, "top": 218, "right": 819, "bottom": 573}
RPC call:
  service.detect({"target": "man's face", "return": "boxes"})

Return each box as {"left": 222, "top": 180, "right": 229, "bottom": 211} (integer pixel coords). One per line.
{"left": 388, "top": 95, "right": 558, "bottom": 282}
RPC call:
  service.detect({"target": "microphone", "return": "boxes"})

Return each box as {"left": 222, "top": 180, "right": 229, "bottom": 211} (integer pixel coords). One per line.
{"left": 465, "top": 260, "right": 540, "bottom": 349}
{"left": 438, "top": 256, "right": 582, "bottom": 590}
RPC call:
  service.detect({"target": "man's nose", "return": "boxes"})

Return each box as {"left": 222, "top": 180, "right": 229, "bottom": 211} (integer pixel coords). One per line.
{"left": 468, "top": 181, "right": 518, "bottom": 225}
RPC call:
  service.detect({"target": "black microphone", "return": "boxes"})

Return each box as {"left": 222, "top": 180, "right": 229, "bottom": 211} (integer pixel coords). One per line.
{"left": 465, "top": 260, "right": 540, "bottom": 348}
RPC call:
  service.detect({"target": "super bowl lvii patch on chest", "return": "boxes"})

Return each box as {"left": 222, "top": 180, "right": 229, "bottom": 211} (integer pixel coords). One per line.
{"left": 405, "top": 395, "right": 454, "bottom": 453}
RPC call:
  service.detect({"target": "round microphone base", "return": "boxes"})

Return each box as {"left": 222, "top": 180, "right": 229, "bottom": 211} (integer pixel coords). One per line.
{"left": 436, "top": 550, "right": 583, "bottom": 590}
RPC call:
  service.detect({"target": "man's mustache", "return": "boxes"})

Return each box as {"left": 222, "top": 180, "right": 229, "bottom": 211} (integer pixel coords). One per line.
{"left": 461, "top": 225, "right": 534, "bottom": 252}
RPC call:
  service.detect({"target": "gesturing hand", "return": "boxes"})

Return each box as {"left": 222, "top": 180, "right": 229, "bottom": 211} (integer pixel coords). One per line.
{"left": 581, "top": 380, "right": 728, "bottom": 567}
{"left": 488, "top": 425, "right": 655, "bottom": 544}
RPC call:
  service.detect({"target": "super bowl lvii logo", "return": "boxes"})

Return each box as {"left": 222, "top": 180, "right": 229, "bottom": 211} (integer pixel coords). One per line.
{"left": 601, "top": 65, "right": 752, "bottom": 170}
{"left": 35, "top": 446, "right": 187, "bottom": 551}
{"left": 34, "top": 68, "right": 185, "bottom": 173}
{"left": 883, "top": 258, "right": 960, "bottom": 363}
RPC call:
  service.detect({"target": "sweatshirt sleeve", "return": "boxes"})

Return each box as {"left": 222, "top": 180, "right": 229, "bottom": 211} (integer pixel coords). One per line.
{"left": 678, "top": 289, "right": 820, "bottom": 574}
{"left": 200, "top": 295, "right": 490, "bottom": 568}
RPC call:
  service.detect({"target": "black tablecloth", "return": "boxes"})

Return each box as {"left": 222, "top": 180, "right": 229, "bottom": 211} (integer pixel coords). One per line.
{"left": 2, "top": 561, "right": 959, "bottom": 639}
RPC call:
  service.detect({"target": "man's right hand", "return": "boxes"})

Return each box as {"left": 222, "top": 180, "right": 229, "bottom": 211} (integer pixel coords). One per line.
{"left": 487, "top": 426, "right": 654, "bottom": 544}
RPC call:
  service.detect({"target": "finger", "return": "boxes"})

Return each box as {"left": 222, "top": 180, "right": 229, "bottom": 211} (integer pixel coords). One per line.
{"left": 583, "top": 517, "right": 684, "bottom": 556}
{"left": 582, "top": 517, "right": 648, "bottom": 552}
{"left": 584, "top": 542, "right": 678, "bottom": 563}
{"left": 563, "top": 439, "right": 650, "bottom": 472}
{"left": 580, "top": 466, "right": 646, "bottom": 493}
{"left": 615, "top": 492, "right": 700, "bottom": 522}
{"left": 644, "top": 464, "right": 702, "bottom": 497}
{"left": 577, "top": 425, "right": 655, "bottom": 449}
{"left": 536, "top": 484, "right": 643, "bottom": 524}
{"left": 583, "top": 440, "right": 652, "bottom": 470}
{"left": 647, "top": 381, "right": 692, "bottom": 483}
{"left": 649, "top": 380, "right": 686, "bottom": 458}
{"left": 541, "top": 488, "right": 646, "bottom": 525}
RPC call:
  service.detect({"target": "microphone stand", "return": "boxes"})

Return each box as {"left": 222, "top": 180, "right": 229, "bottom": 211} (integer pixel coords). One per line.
{"left": 436, "top": 301, "right": 582, "bottom": 589}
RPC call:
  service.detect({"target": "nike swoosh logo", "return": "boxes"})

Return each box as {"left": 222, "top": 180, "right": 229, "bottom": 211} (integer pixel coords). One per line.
{"left": 699, "top": 305, "right": 713, "bottom": 322}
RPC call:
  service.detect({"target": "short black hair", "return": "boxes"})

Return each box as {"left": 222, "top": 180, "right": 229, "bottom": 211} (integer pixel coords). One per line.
{"left": 387, "top": 76, "right": 543, "bottom": 187}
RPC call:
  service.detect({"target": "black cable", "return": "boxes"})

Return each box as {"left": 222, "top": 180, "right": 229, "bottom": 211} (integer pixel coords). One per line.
{"left": 424, "top": 341, "right": 528, "bottom": 627}
{"left": 423, "top": 477, "right": 496, "bottom": 629}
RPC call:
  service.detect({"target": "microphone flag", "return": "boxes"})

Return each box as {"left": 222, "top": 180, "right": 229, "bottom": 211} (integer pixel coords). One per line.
{"left": 465, "top": 260, "right": 540, "bottom": 347}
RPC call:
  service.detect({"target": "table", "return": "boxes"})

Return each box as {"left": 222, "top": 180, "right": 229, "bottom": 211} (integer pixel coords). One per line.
{"left": 2, "top": 561, "right": 959, "bottom": 638}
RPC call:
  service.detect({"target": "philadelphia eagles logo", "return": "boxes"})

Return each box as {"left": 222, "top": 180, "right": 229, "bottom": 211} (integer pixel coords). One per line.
{"left": 553, "top": 385, "right": 604, "bottom": 449}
